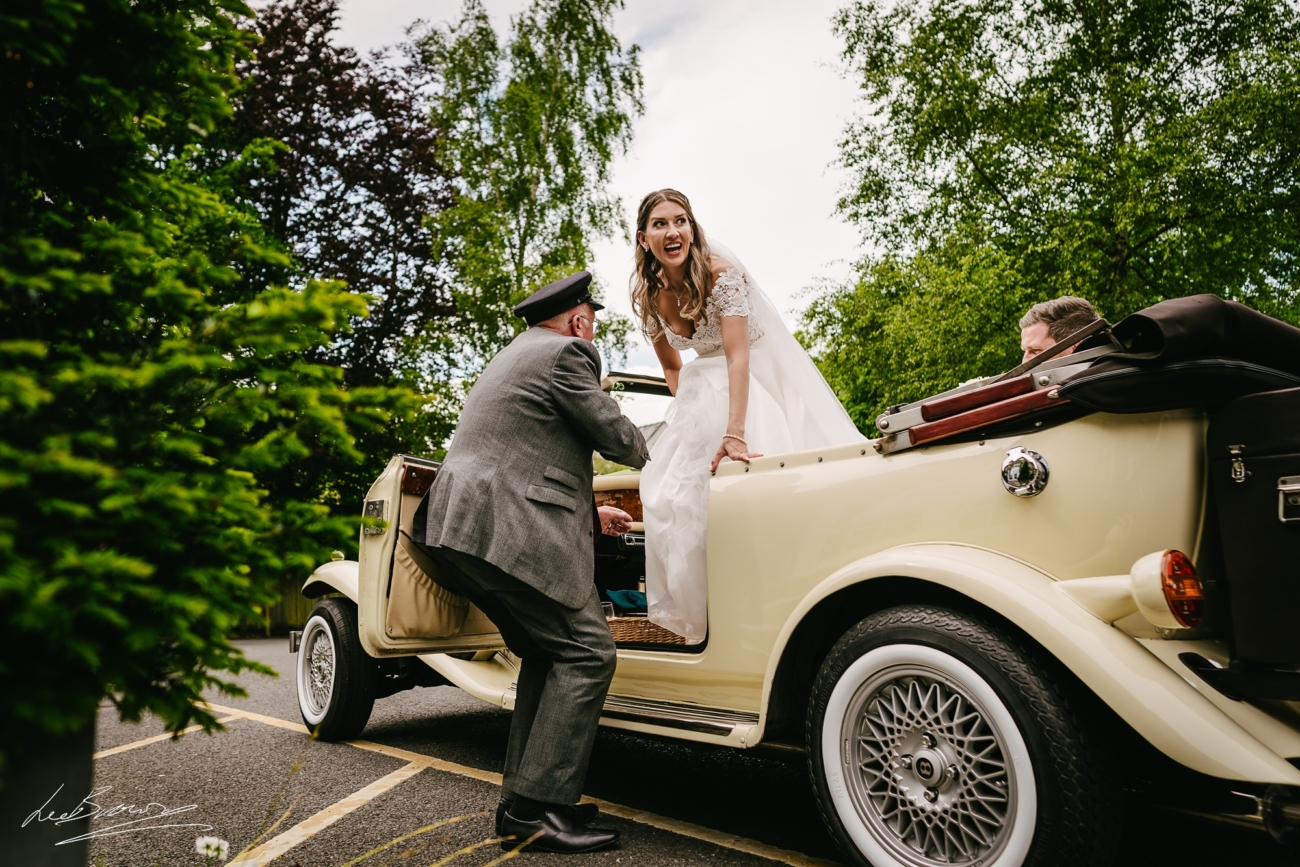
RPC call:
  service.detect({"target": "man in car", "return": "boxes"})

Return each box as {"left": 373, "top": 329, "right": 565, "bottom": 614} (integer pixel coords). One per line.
{"left": 418, "top": 271, "right": 647, "bottom": 854}
{"left": 1019, "top": 296, "right": 1099, "bottom": 362}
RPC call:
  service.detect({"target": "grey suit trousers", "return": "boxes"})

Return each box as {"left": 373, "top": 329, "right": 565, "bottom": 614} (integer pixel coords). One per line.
{"left": 424, "top": 545, "right": 615, "bottom": 804}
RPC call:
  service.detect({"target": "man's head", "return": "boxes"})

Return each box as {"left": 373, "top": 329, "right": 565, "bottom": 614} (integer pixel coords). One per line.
{"left": 537, "top": 302, "right": 597, "bottom": 342}
{"left": 1019, "top": 296, "right": 1098, "bottom": 363}
{"left": 513, "top": 270, "right": 604, "bottom": 342}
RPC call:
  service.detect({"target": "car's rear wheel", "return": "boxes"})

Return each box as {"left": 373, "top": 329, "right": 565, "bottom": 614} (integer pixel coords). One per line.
{"left": 807, "top": 605, "right": 1118, "bottom": 867}
{"left": 296, "top": 598, "right": 377, "bottom": 741}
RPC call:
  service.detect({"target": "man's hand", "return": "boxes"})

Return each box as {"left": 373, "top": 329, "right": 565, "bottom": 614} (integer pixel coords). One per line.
{"left": 597, "top": 506, "right": 634, "bottom": 535}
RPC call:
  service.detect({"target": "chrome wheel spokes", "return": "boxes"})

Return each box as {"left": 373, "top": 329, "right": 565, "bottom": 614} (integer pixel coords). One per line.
{"left": 844, "top": 668, "right": 1014, "bottom": 866}
{"left": 306, "top": 624, "right": 335, "bottom": 716}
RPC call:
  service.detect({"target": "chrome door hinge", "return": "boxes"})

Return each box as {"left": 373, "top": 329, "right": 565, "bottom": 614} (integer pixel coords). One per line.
{"left": 362, "top": 499, "right": 388, "bottom": 534}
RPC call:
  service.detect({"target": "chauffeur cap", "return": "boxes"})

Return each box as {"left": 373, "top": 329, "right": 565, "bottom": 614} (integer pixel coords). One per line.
{"left": 513, "top": 271, "right": 605, "bottom": 326}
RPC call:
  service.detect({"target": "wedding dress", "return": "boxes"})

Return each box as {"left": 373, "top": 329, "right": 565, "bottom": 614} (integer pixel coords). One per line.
{"left": 641, "top": 243, "right": 866, "bottom": 642}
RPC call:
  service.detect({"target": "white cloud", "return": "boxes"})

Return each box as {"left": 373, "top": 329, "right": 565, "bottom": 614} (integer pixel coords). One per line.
{"left": 336, "top": 0, "right": 866, "bottom": 390}
{"left": 336, "top": 0, "right": 525, "bottom": 50}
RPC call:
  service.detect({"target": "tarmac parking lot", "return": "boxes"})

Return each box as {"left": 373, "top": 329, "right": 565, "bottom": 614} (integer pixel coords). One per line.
{"left": 79, "top": 639, "right": 1297, "bottom": 867}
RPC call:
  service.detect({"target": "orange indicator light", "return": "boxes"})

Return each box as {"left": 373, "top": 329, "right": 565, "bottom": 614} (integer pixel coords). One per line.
{"left": 1161, "top": 550, "right": 1205, "bottom": 629}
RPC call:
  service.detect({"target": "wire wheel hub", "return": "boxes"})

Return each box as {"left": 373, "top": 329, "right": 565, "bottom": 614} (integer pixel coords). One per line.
{"left": 908, "top": 745, "right": 949, "bottom": 788}
{"left": 841, "top": 664, "right": 1017, "bottom": 866}
{"left": 299, "top": 618, "right": 336, "bottom": 720}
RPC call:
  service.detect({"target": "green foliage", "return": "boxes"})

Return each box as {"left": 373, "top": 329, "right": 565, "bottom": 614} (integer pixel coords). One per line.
{"left": 0, "top": 0, "right": 413, "bottom": 770}
{"left": 216, "top": 0, "right": 640, "bottom": 505}
{"left": 810, "top": 0, "right": 1300, "bottom": 425}
{"left": 834, "top": 0, "right": 1300, "bottom": 315}
{"left": 801, "top": 229, "right": 1034, "bottom": 433}
{"left": 417, "top": 0, "right": 642, "bottom": 368}
{"left": 222, "top": 0, "right": 459, "bottom": 505}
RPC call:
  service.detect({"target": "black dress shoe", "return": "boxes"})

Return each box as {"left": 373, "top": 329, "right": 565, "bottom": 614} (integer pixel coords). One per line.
{"left": 499, "top": 806, "right": 619, "bottom": 853}
{"left": 495, "top": 798, "right": 599, "bottom": 836}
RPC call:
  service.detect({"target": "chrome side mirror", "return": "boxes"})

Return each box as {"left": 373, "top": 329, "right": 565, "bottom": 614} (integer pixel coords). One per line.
{"left": 1001, "top": 448, "right": 1049, "bottom": 497}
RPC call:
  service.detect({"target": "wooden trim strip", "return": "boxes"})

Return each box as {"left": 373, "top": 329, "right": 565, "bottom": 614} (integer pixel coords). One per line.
{"left": 910, "top": 389, "right": 1064, "bottom": 447}
{"left": 920, "top": 375, "right": 1034, "bottom": 422}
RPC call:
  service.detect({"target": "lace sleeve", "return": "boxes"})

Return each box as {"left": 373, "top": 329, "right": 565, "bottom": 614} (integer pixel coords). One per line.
{"left": 712, "top": 268, "right": 751, "bottom": 317}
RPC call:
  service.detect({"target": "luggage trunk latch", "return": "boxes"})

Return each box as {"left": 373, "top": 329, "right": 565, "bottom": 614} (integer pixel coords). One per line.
{"left": 1228, "top": 444, "right": 1249, "bottom": 483}
{"left": 1279, "top": 477, "right": 1300, "bottom": 523}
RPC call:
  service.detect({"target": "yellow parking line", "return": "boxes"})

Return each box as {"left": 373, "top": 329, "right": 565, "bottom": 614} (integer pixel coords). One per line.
{"left": 228, "top": 762, "right": 429, "bottom": 865}
{"left": 579, "top": 797, "right": 842, "bottom": 867}
{"left": 201, "top": 705, "right": 503, "bottom": 785}
{"left": 203, "top": 702, "right": 842, "bottom": 867}
{"left": 348, "top": 739, "right": 504, "bottom": 786}
{"left": 93, "top": 716, "right": 239, "bottom": 760}
{"left": 203, "top": 703, "right": 310, "bottom": 734}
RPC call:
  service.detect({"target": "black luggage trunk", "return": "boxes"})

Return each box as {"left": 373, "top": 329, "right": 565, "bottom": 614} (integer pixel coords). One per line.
{"left": 1207, "top": 386, "right": 1300, "bottom": 667}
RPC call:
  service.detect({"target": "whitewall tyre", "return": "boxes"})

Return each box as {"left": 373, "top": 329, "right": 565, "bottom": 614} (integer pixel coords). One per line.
{"left": 296, "top": 598, "right": 377, "bottom": 741}
{"left": 807, "top": 605, "right": 1119, "bottom": 867}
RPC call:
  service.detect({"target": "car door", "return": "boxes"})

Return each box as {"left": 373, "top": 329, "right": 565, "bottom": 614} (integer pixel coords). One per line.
{"left": 356, "top": 454, "right": 505, "bottom": 657}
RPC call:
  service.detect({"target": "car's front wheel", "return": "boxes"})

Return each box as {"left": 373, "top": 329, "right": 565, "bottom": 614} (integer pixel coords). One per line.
{"left": 296, "top": 598, "right": 377, "bottom": 741}
{"left": 807, "top": 605, "right": 1118, "bottom": 867}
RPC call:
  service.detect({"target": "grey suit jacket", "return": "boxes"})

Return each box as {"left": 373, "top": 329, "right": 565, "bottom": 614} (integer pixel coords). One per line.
{"left": 422, "top": 327, "right": 649, "bottom": 608}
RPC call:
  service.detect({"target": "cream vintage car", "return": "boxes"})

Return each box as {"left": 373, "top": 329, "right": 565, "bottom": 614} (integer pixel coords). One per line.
{"left": 292, "top": 295, "right": 1300, "bottom": 867}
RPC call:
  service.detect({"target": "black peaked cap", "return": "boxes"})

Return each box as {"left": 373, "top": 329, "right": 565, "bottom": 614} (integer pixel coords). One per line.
{"left": 513, "top": 271, "right": 604, "bottom": 326}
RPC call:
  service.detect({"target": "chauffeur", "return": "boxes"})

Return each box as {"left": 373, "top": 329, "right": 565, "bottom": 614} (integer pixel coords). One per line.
{"left": 418, "top": 272, "right": 649, "bottom": 854}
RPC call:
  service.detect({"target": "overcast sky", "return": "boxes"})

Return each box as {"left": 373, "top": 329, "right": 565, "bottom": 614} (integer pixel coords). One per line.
{"left": 336, "top": 0, "right": 867, "bottom": 423}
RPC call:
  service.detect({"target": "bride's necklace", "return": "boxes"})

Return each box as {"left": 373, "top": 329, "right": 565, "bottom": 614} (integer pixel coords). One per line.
{"left": 668, "top": 282, "right": 686, "bottom": 308}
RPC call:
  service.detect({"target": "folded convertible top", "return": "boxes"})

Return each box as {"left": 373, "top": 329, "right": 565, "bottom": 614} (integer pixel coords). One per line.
{"left": 1060, "top": 295, "right": 1300, "bottom": 413}
{"left": 1095, "top": 294, "right": 1300, "bottom": 371}
{"left": 874, "top": 294, "right": 1300, "bottom": 454}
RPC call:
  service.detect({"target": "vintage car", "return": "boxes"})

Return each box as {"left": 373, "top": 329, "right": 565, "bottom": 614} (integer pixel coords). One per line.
{"left": 292, "top": 295, "right": 1300, "bottom": 867}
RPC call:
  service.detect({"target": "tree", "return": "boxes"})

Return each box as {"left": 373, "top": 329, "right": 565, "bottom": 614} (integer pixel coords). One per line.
{"left": 0, "top": 0, "right": 412, "bottom": 773}
{"left": 801, "top": 228, "right": 1034, "bottom": 432}
{"left": 832, "top": 0, "right": 1300, "bottom": 318}
{"left": 806, "top": 0, "right": 1300, "bottom": 431}
{"left": 417, "top": 0, "right": 641, "bottom": 368}
{"left": 230, "top": 0, "right": 455, "bottom": 387}
{"left": 222, "top": 0, "right": 458, "bottom": 506}
{"left": 222, "top": 0, "right": 639, "bottom": 506}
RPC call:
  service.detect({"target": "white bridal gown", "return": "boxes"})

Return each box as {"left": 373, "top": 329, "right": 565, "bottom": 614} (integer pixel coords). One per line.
{"left": 641, "top": 243, "right": 866, "bottom": 642}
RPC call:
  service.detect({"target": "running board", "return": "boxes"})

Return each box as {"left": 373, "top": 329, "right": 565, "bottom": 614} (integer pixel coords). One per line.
{"left": 599, "top": 695, "right": 760, "bottom": 737}
{"left": 503, "top": 685, "right": 760, "bottom": 739}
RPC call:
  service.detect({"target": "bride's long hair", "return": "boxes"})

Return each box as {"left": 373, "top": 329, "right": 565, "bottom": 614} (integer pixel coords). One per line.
{"left": 630, "top": 189, "right": 713, "bottom": 340}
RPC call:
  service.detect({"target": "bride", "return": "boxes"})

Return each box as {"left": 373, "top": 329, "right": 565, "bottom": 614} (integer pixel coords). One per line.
{"left": 630, "top": 189, "right": 866, "bottom": 642}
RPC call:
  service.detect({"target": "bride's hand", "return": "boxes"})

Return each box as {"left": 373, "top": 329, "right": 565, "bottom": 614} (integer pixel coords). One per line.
{"left": 711, "top": 436, "right": 763, "bottom": 473}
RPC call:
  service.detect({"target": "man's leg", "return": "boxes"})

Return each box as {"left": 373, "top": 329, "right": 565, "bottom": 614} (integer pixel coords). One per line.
{"left": 428, "top": 549, "right": 619, "bottom": 852}
{"left": 435, "top": 549, "right": 615, "bottom": 805}
{"left": 421, "top": 545, "right": 545, "bottom": 797}
{"left": 420, "top": 544, "right": 540, "bottom": 654}
{"left": 429, "top": 547, "right": 614, "bottom": 802}
{"left": 479, "top": 588, "right": 615, "bottom": 804}
{"left": 504, "top": 655, "right": 550, "bottom": 799}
